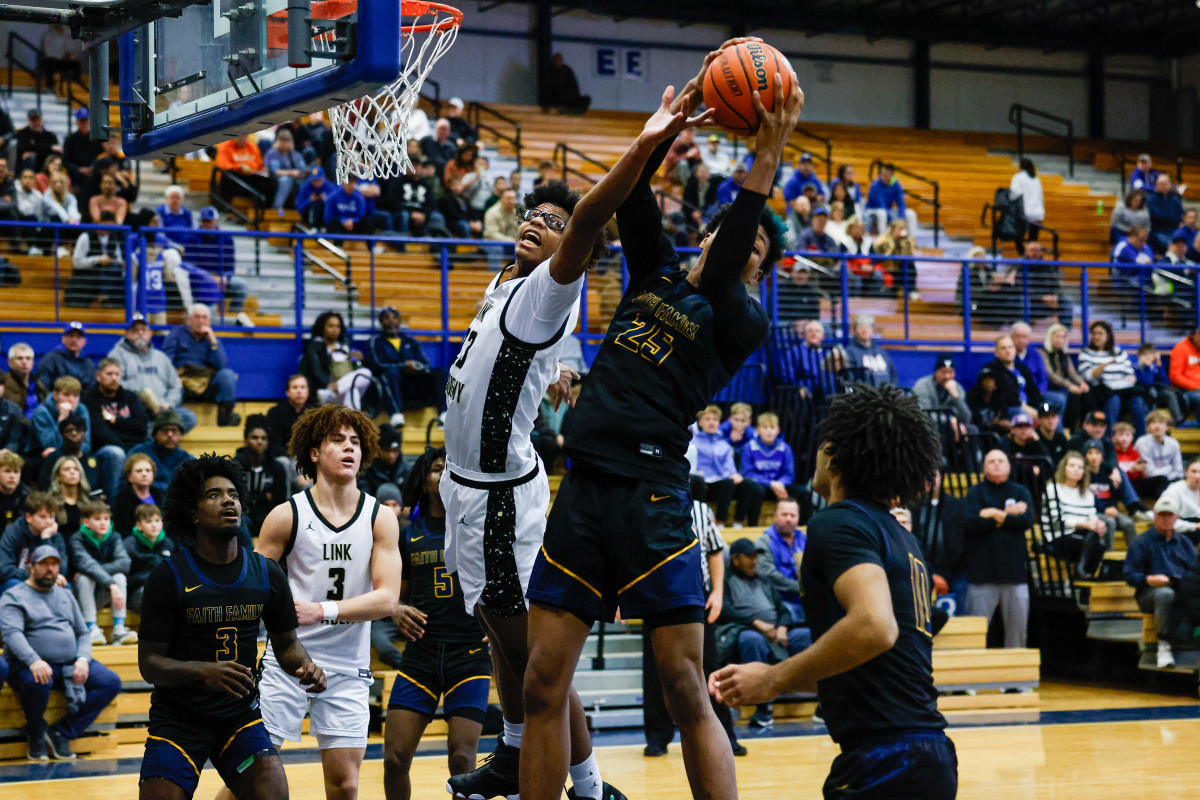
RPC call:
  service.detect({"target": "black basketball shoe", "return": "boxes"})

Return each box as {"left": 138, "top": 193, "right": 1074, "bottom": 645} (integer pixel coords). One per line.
{"left": 567, "top": 781, "right": 629, "bottom": 800}
{"left": 446, "top": 742, "right": 521, "bottom": 800}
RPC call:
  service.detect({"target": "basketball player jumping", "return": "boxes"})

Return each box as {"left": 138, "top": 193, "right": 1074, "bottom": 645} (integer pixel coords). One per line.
{"left": 440, "top": 83, "right": 716, "bottom": 800}
{"left": 519, "top": 48, "right": 801, "bottom": 800}
{"left": 256, "top": 406, "right": 402, "bottom": 800}
{"left": 383, "top": 446, "right": 492, "bottom": 800}
{"left": 711, "top": 385, "right": 958, "bottom": 799}
{"left": 137, "top": 456, "right": 326, "bottom": 800}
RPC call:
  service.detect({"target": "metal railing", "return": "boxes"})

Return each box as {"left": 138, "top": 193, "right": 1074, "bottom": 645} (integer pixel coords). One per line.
{"left": 869, "top": 159, "right": 941, "bottom": 247}
{"left": 980, "top": 201, "right": 1060, "bottom": 260}
{"left": 5, "top": 31, "right": 42, "bottom": 105}
{"left": 470, "top": 101, "right": 522, "bottom": 168}
{"left": 1009, "top": 103, "right": 1074, "bottom": 178}
{"left": 1113, "top": 142, "right": 1186, "bottom": 197}
{"left": 553, "top": 142, "right": 608, "bottom": 186}
{"left": 208, "top": 166, "right": 266, "bottom": 230}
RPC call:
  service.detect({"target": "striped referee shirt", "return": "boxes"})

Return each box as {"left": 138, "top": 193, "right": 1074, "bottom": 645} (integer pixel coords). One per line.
{"left": 692, "top": 500, "right": 726, "bottom": 594}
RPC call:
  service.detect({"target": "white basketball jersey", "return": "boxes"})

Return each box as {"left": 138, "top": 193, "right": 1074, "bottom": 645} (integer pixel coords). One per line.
{"left": 443, "top": 262, "right": 580, "bottom": 480}
{"left": 269, "top": 488, "right": 377, "bottom": 677}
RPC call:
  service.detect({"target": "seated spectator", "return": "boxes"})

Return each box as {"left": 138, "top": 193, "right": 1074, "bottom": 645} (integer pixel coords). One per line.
{"left": 1079, "top": 320, "right": 1147, "bottom": 436}
{"left": 985, "top": 335, "right": 1043, "bottom": 417}
{"left": 36, "top": 416, "right": 96, "bottom": 492}
{"left": 541, "top": 52, "right": 591, "bottom": 115}
{"left": 720, "top": 402, "right": 756, "bottom": 465}
{"left": 154, "top": 185, "right": 194, "bottom": 245}
{"left": 267, "top": 374, "right": 314, "bottom": 460}
{"left": 86, "top": 173, "right": 127, "bottom": 226}
{"left": 161, "top": 304, "right": 241, "bottom": 427}
{"left": 6, "top": 343, "right": 43, "bottom": 420}
{"left": 66, "top": 212, "right": 125, "bottom": 307}
{"left": 14, "top": 109, "right": 59, "bottom": 172}
{"left": 483, "top": 188, "right": 520, "bottom": 243}
{"left": 751, "top": 499, "right": 806, "bottom": 620}
{"left": 48, "top": 454, "right": 91, "bottom": 536}
{"left": 31, "top": 377, "right": 90, "bottom": 458}
{"left": 1110, "top": 188, "right": 1150, "bottom": 245}
{"left": 480, "top": 175, "right": 509, "bottom": 213}
{"left": 0, "top": 377, "right": 26, "bottom": 455}
{"left": 437, "top": 176, "right": 481, "bottom": 238}
{"left": 964, "top": 449, "right": 1034, "bottom": 648}
{"left": 129, "top": 410, "right": 194, "bottom": 493}
{"left": 1043, "top": 451, "right": 1114, "bottom": 579}
{"left": 1169, "top": 327, "right": 1200, "bottom": 423}
{"left": 699, "top": 134, "right": 729, "bottom": 177}
{"left": 62, "top": 109, "right": 102, "bottom": 188}
{"left": 1125, "top": 494, "right": 1197, "bottom": 668}
{"left": 1011, "top": 322, "right": 1052, "bottom": 412}
{"left": 1002, "top": 412, "right": 1050, "bottom": 469}
{"left": 1082, "top": 439, "right": 1139, "bottom": 544}
{"left": 366, "top": 307, "right": 434, "bottom": 426}
{"left": 186, "top": 208, "right": 253, "bottom": 327}
{"left": 794, "top": 206, "right": 841, "bottom": 264}
{"left": 824, "top": 200, "right": 849, "bottom": 245}
{"left": 34, "top": 153, "right": 67, "bottom": 194}
{"left": 662, "top": 128, "right": 700, "bottom": 185}
{"left": 42, "top": 172, "right": 80, "bottom": 226}
{"left": 420, "top": 119, "right": 457, "bottom": 175}
{"left": 442, "top": 142, "right": 479, "bottom": 194}
{"left": 843, "top": 314, "right": 898, "bottom": 386}
{"left": 1147, "top": 174, "right": 1185, "bottom": 253}
{"left": 715, "top": 163, "right": 747, "bottom": 206}
{"left": 123, "top": 503, "right": 170, "bottom": 613}
{"left": 234, "top": 416, "right": 287, "bottom": 538}
{"left": 1130, "top": 153, "right": 1163, "bottom": 192}
{"left": 912, "top": 353, "right": 972, "bottom": 431}
{"left": 1130, "top": 411, "right": 1181, "bottom": 499}
{"left": 214, "top": 134, "right": 273, "bottom": 203}
{"left": 831, "top": 165, "right": 864, "bottom": 212}
{"left": 384, "top": 160, "right": 444, "bottom": 236}
{"left": 775, "top": 263, "right": 823, "bottom": 324}
{"left": 1159, "top": 457, "right": 1200, "bottom": 538}
{"left": 1174, "top": 209, "right": 1200, "bottom": 258}
{"left": 910, "top": 470, "right": 967, "bottom": 613}
{"left": 12, "top": 168, "right": 49, "bottom": 254}
{"left": 80, "top": 358, "right": 147, "bottom": 501}
{"left": 0, "top": 492, "right": 69, "bottom": 593}
{"left": 715, "top": 538, "right": 810, "bottom": 728}
{"left": 694, "top": 405, "right": 741, "bottom": 523}
{"left": 359, "top": 424, "right": 406, "bottom": 497}
{"left": 733, "top": 414, "right": 797, "bottom": 527}
{"left": 0, "top": 452, "right": 29, "bottom": 529}
{"left": 110, "top": 453, "right": 162, "bottom": 538}
{"left": 297, "top": 166, "right": 333, "bottom": 228}
{"left": 0, "top": 544, "right": 122, "bottom": 761}
{"left": 872, "top": 219, "right": 918, "bottom": 299}
{"left": 1111, "top": 225, "right": 1155, "bottom": 279}
{"left": 683, "top": 164, "right": 719, "bottom": 229}
{"left": 264, "top": 129, "right": 308, "bottom": 212}
{"left": 301, "top": 311, "right": 374, "bottom": 411}
{"left": 444, "top": 96, "right": 477, "bottom": 144}
{"left": 1159, "top": 234, "right": 1195, "bottom": 296}
{"left": 840, "top": 216, "right": 888, "bottom": 296}
{"left": 36, "top": 323, "right": 95, "bottom": 395}
{"left": 1041, "top": 323, "right": 1091, "bottom": 430}
{"left": 107, "top": 315, "right": 197, "bottom": 433}
{"left": 1135, "top": 344, "right": 1184, "bottom": 424}
{"left": 70, "top": 500, "right": 135, "bottom": 645}
{"left": 864, "top": 162, "right": 913, "bottom": 236}
{"left": 783, "top": 153, "right": 826, "bottom": 208}
{"left": 1034, "top": 402, "right": 1069, "bottom": 468}
{"left": 324, "top": 177, "right": 372, "bottom": 236}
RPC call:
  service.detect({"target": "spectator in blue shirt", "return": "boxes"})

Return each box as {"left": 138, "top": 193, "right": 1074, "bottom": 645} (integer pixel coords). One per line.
{"left": 844, "top": 314, "right": 899, "bottom": 386}
{"left": 733, "top": 412, "right": 797, "bottom": 527}
{"left": 263, "top": 129, "right": 308, "bottom": 212}
{"left": 188, "top": 207, "right": 251, "bottom": 326}
{"left": 35, "top": 322, "right": 95, "bottom": 394}
{"left": 693, "top": 405, "right": 740, "bottom": 524}
{"left": 715, "top": 163, "right": 747, "bottom": 207}
{"left": 154, "top": 186, "right": 193, "bottom": 251}
{"left": 1173, "top": 208, "right": 1199, "bottom": 260}
{"left": 1125, "top": 494, "right": 1197, "bottom": 668}
{"left": 752, "top": 497, "right": 806, "bottom": 621}
{"left": 129, "top": 409, "right": 195, "bottom": 493}
{"left": 297, "top": 166, "right": 332, "bottom": 229}
{"left": 1129, "top": 154, "right": 1162, "bottom": 193}
{"left": 1135, "top": 343, "right": 1185, "bottom": 425}
{"left": 324, "top": 177, "right": 371, "bottom": 235}
{"left": 160, "top": 304, "right": 241, "bottom": 427}
{"left": 366, "top": 306, "right": 435, "bottom": 427}
{"left": 1011, "top": 321, "right": 1055, "bottom": 409}
{"left": 794, "top": 207, "right": 842, "bottom": 261}
{"left": 1112, "top": 226, "right": 1155, "bottom": 280}
{"left": 1146, "top": 174, "right": 1185, "bottom": 254}
{"left": 865, "top": 162, "right": 908, "bottom": 236}
{"left": 782, "top": 153, "right": 825, "bottom": 205}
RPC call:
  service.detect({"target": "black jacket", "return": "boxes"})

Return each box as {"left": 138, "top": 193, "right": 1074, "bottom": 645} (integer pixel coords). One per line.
{"left": 235, "top": 448, "right": 288, "bottom": 537}
{"left": 266, "top": 400, "right": 312, "bottom": 460}
{"left": 110, "top": 483, "right": 164, "bottom": 538}
{"left": 982, "top": 357, "right": 1044, "bottom": 410}
{"left": 359, "top": 456, "right": 408, "bottom": 496}
{"left": 0, "top": 397, "right": 26, "bottom": 453}
{"left": 123, "top": 529, "right": 175, "bottom": 592}
{"left": 963, "top": 479, "right": 1034, "bottom": 584}
{"left": 81, "top": 384, "right": 149, "bottom": 451}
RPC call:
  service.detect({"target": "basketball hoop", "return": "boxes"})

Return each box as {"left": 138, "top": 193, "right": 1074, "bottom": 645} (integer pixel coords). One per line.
{"left": 301, "top": 0, "right": 462, "bottom": 183}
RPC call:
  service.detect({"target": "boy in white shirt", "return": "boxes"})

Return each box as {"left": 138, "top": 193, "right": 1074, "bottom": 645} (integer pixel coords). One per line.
{"left": 1134, "top": 409, "right": 1184, "bottom": 501}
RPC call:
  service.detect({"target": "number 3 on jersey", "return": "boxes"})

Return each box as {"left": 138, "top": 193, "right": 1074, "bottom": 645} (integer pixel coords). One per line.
{"left": 613, "top": 313, "right": 674, "bottom": 366}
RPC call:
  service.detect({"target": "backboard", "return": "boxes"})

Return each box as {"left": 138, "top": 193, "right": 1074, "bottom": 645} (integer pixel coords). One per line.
{"left": 117, "top": 0, "right": 457, "bottom": 158}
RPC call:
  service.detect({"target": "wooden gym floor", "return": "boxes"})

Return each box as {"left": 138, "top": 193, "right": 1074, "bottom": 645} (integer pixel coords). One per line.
{"left": 2, "top": 679, "right": 1199, "bottom": 800}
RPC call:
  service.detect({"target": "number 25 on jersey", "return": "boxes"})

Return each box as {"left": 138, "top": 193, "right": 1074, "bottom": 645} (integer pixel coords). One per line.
{"left": 613, "top": 313, "right": 674, "bottom": 366}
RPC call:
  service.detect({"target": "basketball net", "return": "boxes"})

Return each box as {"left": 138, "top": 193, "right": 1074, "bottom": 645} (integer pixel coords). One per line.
{"left": 320, "top": 1, "right": 461, "bottom": 183}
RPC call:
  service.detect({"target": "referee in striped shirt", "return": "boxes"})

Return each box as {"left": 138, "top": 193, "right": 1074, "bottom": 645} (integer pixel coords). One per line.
{"left": 641, "top": 501, "right": 745, "bottom": 757}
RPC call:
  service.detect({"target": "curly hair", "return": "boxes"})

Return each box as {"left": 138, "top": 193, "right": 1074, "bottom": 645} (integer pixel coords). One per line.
{"left": 289, "top": 405, "right": 381, "bottom": 482}
{"left": 163, "top": 455, "right": 249, "bottom": 543}
{"left": 524, "top": 180, "right": 609, "bottom": 267}
{"left": 310, "top": 310, "right": 347, "bottom": 343}
{"left": 817, "top": 383, "right": 940, "bottom": 506}
{"left": 401, "top": 446, "right": 446, "bottom": 516}
{"left": 705, "top": 203, "right": 787, "bottom": 267}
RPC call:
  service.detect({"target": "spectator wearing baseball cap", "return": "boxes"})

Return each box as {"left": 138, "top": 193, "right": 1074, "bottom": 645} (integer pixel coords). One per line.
{"left": 1035, "top": 402, "right": 1070, "bottom": 466}
{"left": 35, "top": 323, "right": 96, "bottom": 394}
{"left": 107, "top": 314, "right": 198, "bottom": 433}
{"left": 445, "top": 97, "right": 477, "bottom": 145}
{"left": 1067, "top": 410, "right": 1148, "bottom": 518}
{"left": 63, "top": 107, "right": 103, "bottom": 187}
{"left": 965, "top": 364, "right": 1010, "bottom": 436}
{"left": 14, "top": 108, "right": 58, "bottom": 172}
{"left": 128, "top": 410, "right": 195, "bottom": 493}
{"left": 913, "top": 353, "right": 972, "bottom": 429}
{"left": 1002, "top": 412, "right": 1052, "bottom": 469}
{"left": 795, "top": 204, "right": 842, "bottom": 264}
{"left": 366, "top": 307, "right": 434, "bottom": 428}
{"left": 359, "top": 423, "right": 407, "bottom": 496}
{"left": 1124, "top": 491, "right": 1198, "bottom": 667}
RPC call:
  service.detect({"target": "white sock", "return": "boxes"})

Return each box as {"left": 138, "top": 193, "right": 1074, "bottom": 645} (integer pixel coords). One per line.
{"left": 503, "top": 719, "right": 523, "bottom": 749}
{"left": 568, "top": 753, "right": 602, "bottom": 800}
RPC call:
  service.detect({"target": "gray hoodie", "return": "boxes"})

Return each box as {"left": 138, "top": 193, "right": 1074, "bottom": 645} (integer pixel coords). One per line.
{"left": 107, "top": 337, "right": 184, "bottom": 409}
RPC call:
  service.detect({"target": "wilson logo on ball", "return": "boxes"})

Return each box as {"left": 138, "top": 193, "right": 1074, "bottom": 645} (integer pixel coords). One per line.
{"left": 747, "top": 43, "right": 769, "bottom": 91}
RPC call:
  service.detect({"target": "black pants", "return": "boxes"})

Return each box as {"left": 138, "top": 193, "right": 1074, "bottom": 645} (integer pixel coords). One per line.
{"left": 642, "top": 619, "right": 737, "bottom": 749}
{"left": 1131, "top": 475, "right": 1171, "bottom": 502}
{"left": 326, "top": 218, "right": 373, "bottom": 236}
{"left": 733, "top": 481, "right": 801, "bottom": 526}
{"left": 703, "top": 479, "right": 736, "bottom": 523}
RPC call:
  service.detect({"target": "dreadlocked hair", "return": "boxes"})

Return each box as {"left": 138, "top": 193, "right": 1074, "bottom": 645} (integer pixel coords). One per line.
{"left": 288, "top": 405, "right": 381, "bottom": 482}
{"left": 817, "top": 383, "right": 940, "bottom": 506}
{"left": 163, "top": 454, "right": 249, "bottom": 544}
{"left": 401, "top": 446, "right": 446, "bottom": 515}
{"left": 524, "top": 180, "right": 609, "bottom": 267}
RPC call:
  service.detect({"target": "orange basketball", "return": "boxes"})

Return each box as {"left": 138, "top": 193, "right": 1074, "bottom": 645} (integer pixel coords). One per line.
{"left": 702, "top": 41, "right": 794, "bottom": 135}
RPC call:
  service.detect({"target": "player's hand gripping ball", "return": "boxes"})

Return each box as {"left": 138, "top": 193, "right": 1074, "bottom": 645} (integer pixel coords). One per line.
{"left": 702, "top": 41, "right": 795, "bottom": 135}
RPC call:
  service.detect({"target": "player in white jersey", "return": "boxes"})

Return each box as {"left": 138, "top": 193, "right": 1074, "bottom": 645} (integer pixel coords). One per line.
{"left": 255, "top": 405, "right": 401, "bottom": 800}
{"left": 441, "top": 91, "right": 715, "bottom": 800}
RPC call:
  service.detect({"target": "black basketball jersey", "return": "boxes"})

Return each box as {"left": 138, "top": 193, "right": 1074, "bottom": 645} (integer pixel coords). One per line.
{"left": 800, "top": 500, "right": 946, "bottom": 744}
{"left": 139, "top": 545, "right": 298, "bottom": 718}
{"left": 402, "top": 515, "right": 482, "bottom": 644}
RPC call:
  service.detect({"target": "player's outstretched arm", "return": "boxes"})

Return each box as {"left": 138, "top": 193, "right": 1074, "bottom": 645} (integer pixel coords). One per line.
{"left": 548, "top": 85, "right": 715, "bottom": 287}
{"left": 698, "top": 73, "right": 803, "bottom": 298}
{"left": 269, "top": 628, "right": 327, "bottom": 694}
{"left": 709, "top": 562, "right": 896, "bottom": 706}
{"left": 310, "top": 504, "right": 402, "bottom": 624}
